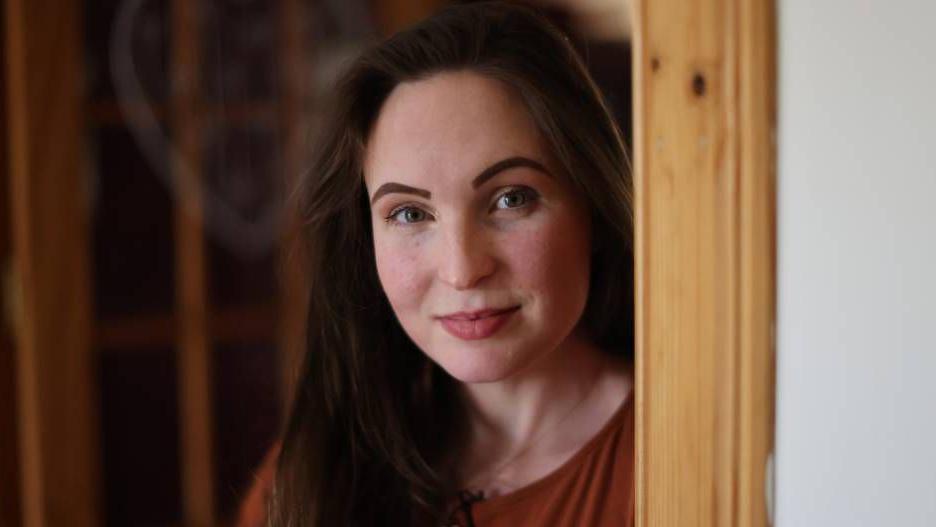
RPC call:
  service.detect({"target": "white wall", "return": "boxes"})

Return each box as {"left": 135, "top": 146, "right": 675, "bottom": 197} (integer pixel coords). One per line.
{"left": 776, "top": 1, "right": 936, "bottom": 525}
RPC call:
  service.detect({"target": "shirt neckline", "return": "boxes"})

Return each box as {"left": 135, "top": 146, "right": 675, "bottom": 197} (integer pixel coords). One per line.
{"left": 463, "top": 385, "right": 634, "bottom": 514}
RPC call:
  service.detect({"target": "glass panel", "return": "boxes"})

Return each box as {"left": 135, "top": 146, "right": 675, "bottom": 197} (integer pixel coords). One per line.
{"left": 99, "top": 347, "right": 181, "bottom": 527}
{"left": 212, "top": 342, "right": 281, "bottom": 521}
{"left": 87, "top": 0, "right": 170, "bottom": 103}
{"left": 91, "top": 125, "right": 175, "bottom": 318}
{"left": 202, "top": 124, "right": 281, "bottom": 309}
{"left": 200, "top": 0, "right": 279, "bottom": 103}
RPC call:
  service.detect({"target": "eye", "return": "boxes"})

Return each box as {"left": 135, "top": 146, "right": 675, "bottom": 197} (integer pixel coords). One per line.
{"left": 494, "top": 187, "right": 538, "bottom": 210}
{"left": 386, "top": 206, "right": 430, "bottom": 225}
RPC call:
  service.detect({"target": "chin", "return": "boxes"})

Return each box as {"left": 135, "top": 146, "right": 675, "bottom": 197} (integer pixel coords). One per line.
{"left": 429, "top": 340, "right": 534, "bottom": 384}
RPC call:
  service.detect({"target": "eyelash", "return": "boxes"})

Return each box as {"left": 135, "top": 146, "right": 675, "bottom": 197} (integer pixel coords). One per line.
{"left": 383, "top": 187, "right": 540, "bottom": 226}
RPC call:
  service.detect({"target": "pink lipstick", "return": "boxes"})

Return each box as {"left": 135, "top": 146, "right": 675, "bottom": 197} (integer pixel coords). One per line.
{"left": 437, "top": 306, "right": 520, "bottom": 340}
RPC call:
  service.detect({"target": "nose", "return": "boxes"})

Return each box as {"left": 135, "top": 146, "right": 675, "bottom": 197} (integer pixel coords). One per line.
{"left": 436, "top": 221, "right": 496, "bottom": 290}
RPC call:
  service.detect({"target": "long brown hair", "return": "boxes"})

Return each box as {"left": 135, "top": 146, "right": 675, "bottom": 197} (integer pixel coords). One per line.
{"left": 271, "top": 2, "right": 633, "bottom": 525}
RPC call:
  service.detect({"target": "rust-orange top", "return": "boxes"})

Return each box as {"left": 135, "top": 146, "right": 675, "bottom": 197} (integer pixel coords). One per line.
{"left": 236, "top": 393, "right": 635, "bottom": 527}
{"left": 445, "top": 392, "right": 635, "bottom": 527}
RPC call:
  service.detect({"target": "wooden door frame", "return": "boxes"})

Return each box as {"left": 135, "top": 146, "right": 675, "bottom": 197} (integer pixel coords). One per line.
{"left": 632, "top": 0, "right": 777, "bottom": 525}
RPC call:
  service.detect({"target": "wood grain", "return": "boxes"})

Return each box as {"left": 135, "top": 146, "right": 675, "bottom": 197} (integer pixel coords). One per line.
{"left": 276, "top": 0, "right": 310, "bottom": 414}
{"left": 373, "top": 0, "right": 447, "bottom": 35}
{"left": 5, "top": 0, "right": 99, "bottom": 525}
{"left": 96, "top": 305, "right": 278, "bottom": 349}
{"left": 171, "top": 0, "right": 216, "bottom": 525}
{"left": 632, "top": 0, "right": 776, "bottom": 525}
{"left": 0, "top": 5, "right": 22, "bottom": 522}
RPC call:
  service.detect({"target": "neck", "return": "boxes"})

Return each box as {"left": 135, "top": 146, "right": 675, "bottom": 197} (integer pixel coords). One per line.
{"left": 457, "top": 330, "right": 610, "bottom": 449}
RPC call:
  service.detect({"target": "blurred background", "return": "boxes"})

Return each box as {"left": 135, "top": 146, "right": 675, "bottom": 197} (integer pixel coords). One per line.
{"left": 0, "top": 1, "right": 633, "bottom": 525}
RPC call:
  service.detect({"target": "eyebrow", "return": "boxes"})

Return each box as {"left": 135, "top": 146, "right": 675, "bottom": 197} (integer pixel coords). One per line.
{"left": 472, "top": 156, "right": 552, "bottom": 189}
{"left": 369, "top": 182, "right": 430, "bottom": 205}
{"left": 369, "top": 156, "right": 552, "bottom": 205}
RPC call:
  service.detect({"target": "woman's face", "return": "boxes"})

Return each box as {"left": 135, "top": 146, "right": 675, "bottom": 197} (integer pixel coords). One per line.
{"left": 363, "top": 71, "right": 593, "bottom": 383}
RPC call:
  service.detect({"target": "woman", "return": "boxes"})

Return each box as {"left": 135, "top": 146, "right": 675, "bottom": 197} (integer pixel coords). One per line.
{"left": 270, "top": 2, "right": 634, "bottom": 525}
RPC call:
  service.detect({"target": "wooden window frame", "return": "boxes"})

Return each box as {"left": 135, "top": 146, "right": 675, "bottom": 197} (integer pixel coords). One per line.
{"left": 5, "top": 0, "right": 98, "bottom": 525}
{"left": 5, "top": 0, "right": 310, "bottom": 525}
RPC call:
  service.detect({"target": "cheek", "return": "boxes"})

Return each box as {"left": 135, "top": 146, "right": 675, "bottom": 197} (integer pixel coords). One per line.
{"left": 504, "top": 214, "right": 591, "bottom": 306}
{"left": 373, "top": 235, "right": 429, "bottom": 312}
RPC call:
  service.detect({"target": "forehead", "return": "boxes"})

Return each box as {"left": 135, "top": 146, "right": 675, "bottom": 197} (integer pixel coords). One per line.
{"left": 363, "top": 71, "right": 551, "bottom": 188}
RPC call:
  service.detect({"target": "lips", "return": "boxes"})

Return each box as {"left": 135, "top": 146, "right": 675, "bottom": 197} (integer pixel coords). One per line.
{"left": 437, "top": 306, "right": 520, "bottom": 340}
